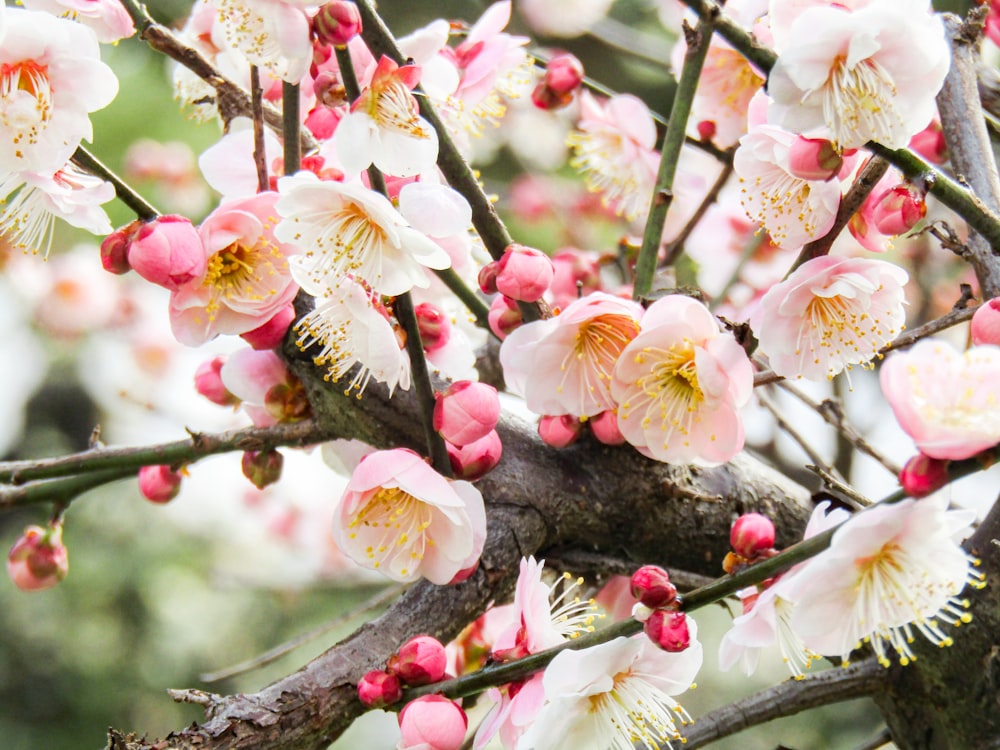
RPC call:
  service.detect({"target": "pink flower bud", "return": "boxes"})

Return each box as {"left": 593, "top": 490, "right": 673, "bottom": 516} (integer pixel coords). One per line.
{"left": 398, "top": 695, "right": 468, "bottom": 750}
{"left": 786, "top": 136, "right": 843, "bottom": 181}
{"left": 127, "top": 215, "right": 206, "bottom": 291}
{"left": 7, "top": 525, "right": 69, "bottom": 592}
{"left": 240, "top": 304, "right": 296, "bottom": 350}
{"left": 495, "top": 244, "right": 554, "bottom": 303}
{"left": 415, "top": 302, "right": 452, "bottom": 353}
{"left": 870, "top": 185, "right": 926, "bottom": 236}
{"left": 908, "top": 120, "right": 947, "bottom": 164}
{"left": 544, "top": 53, "right": 584, "bottom": 96}
{"left": 100, "top": 220, "right": 140, "bottom": 275}
{"left": 538, "top": 414, "right": 583, "bottom": 448}
{"left": 729, "top": 513, "right": 776, "bottom": 558}
{"left": 357, "top": 669, "right": 402, "bottom": 708}
{"left": 137, "top": 465, "right": 183, "bottom": 504}
{"left": 644, "top": 610, "right": 691, "bottom": 653}
{"left": 390, "top": 635, "right": 448, "bottom": 686}
{"left": 313, "top": 1, "right": 362, "bottom": 46}
{"left": 478, "top": 261, "right": 499, "bottom": 294}
{"left": 630, "top": 565, "right": 677, "bottom": 609}
{"left": 241, "top": 449, "right": 284, "bottom": 490}
{"left": 194, "top": 356, "right": 240, "bottom": 406}
{"left": 487, "top": 295, "right": 522, "bottom": 340}
{"left": 446, "top": 430, "right": 503, "bottom": 480}
{"left": 696, "top": 119, "right": 717, "bottom": 142}
{"left": 899, "top": 453, "right": 950, "bottom": 498}
{"left": 433, "top": 381, "right": 501, "bottom": 446}
{"left": 972, "top": 298, "right": 1000, "bottom": 346}
{"left": 589, "top": 410, "right": 625, "bottom": 445}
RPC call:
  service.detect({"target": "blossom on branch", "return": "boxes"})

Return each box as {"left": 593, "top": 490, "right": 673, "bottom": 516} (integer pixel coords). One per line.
{"left": 612, "top": 295, "right": 753, "bottom": 466}
{"left": 749, "top": 255, "right": 908, "bottom": 381}
{"left": 333, "top": 448, "right": 486, "bottom": 584}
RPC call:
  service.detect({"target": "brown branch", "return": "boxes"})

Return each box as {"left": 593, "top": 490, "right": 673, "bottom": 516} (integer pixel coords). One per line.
{"left": 679, "top": 659, "right": 887, "bottom": 749}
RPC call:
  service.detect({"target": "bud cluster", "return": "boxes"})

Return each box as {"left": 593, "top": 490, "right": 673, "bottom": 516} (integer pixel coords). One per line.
{"left": 630, "top": 565, "right": 691, "bottom": 653}
{"left": 433, "top": 381, "right": 503, "bottom": 480}
{"left": 722, "top": 512, "right": 777, "bottom": 575}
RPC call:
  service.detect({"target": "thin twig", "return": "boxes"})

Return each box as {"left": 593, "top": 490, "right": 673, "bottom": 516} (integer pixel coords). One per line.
{"left": 200, "top": 584, "right": 404, "bottom": 683}
{"left": 635, "top": 14, "right": 717, "bottom": 300}
{"left": 758, "top": 389, "right": 838, "bottom": 481}
{"left": 250, "top": 65, "right": 269, "bottom": 194}
{"left": 677, "top": 660, "right": 887, "bottom": 749}
{"left": 807, "top": 464, "right": 872, "bottom": 509}
{"left": 0, "top": 421, "right": 327, "bottom": 485}
{"left": 71, "top": 146, "right": 159, "bottom": 221}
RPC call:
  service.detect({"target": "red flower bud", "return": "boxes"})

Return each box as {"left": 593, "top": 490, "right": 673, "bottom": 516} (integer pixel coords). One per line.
{"left": 194, "top": 356, "right": 239, "bottom": 406}
{"left": 487, "top": 295, "right": 522, "bottom": 340}
{"left": 899, "top": 453, "right": 950, "bottom": 498}
{"left": 100, "top": 220, "right": 140, "bottom": 275}
{"left": 972, "top": 297, "right": 1000, "bottom": 347}
{"left": 589, "top": 410, "right": 625, "bottom": 445}
{"left": 313, "top": 1, "right": 362, "bottom": 47}
{"left": 390, "top": 635, "right": 448, "bottom": 686}
{"left": 434, "top": 381, "right": 501, "bottom": 446}
{"left": 478, "top": 261, "right": 499, "bottom": 294}
{"left": 398, "top": 695, "right": 467, "bottom": 750}
{"left": 630, "top": 565, "right": 677, "bottom": 609}
{"left": 871, "top": 185, "right": 926, "bottom": 236}
{"left": 543, "top": 53, "right": 584, "bottom": 96}
{"left": 127, "top": 215, "right": 206, "bottom": 291}
{"left": 357, "top": 669, "right": 402, "bottom": 708}
{"left": 538, "top": 414, "right": 583, "bottom": 448}
{"left": 241, "top": 449, "right": 284, "bottom": 490}
{"left": 414, "top": 302, "right": 452, "bottom": 353}
{"left": 786, "top": 136, "right": 843, "bottom": 181}
{"left": 241, "top": 304, "right": 296, "bottom": 350}
{"left": 495, "top": 244, "right": 554, "bottom": 303}
{"left": 644, "top": 610, "right": 691, "bottom": 653}
{"left": 446, "top": 430, "right": 503, "bottom": 480}
{"left": 7, "top": 524, "right": 69, "bottom": 592}
{"left": 138, "top": 465, "right": 183, "bottom": 504}
{"left": 729, "top": 513, "right": 776, "bottom": 559}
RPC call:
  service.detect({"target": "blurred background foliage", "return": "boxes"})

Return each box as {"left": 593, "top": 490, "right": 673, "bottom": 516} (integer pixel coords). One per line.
{"left": 4, "top": 0, "right": 975, "bottom": 747}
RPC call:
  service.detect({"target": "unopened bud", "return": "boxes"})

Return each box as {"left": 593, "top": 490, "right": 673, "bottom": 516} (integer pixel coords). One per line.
{"left": 313, "top": 1, "right": 362, "bottom": 47}
{"left": 696, "top": 119, "right": 717, "bottom": 143}
{"left": 194, "top": 356, "right": 240, "bottom": 406}
{"left": 544, "top": 53, "right": 584, "bottom": 95}
{"left": 787, "top": 136, "right": 843, "bottom": 181}
{"left": 589, "top": 410, "right": 625, "bottom": 445}
{"left": 398, "top": 695, "right": 468, "bottom": 750}
{"left": 971, "top": 298, "right": 1000, "bottom": 346}
{"left": 127, "top": 215, "right": 206, "bottom": 291}
{"left": 630, "top": 565, "right": 677, "bottom": 609}
{"left": 899, "top": 453, "right": 950, "bottom": 498}
{"left": 478, "top": 261, "right": 499, "bottom": 294}
{"left": 729, "top": 513, "right": 776, "bottom": 559}
{"left": 357, "top": 669, "right": 402, "bottom": 708}
{"left": 644, "top": 610, "right": 691, "bottom": 653}
{"left": 537, "top": 414, "right": 583, "bottom": 448}
{"left": 908, "top": 120, "right": 947, "bottom": 164}
{"left": 242, "top": 449, "right": 284, "bottom": 490}
{"left": 487, "top": 295, "right": 522, "bottom": 340}
{"left": 241, "top": 304, "right": 296, "bottom": 350}
{"left": 871, "top": 184, "right": 926, "bottom": 236}
{"left": 447, "top": 430, "right": 503, "bottom": 480}
{"left": 7, "top": 524, "right": 69, "bottom": 592}
{"left": 415, "top": 302, "right": 452, "bottom": 353}
{"left": 495, "top": 244, "right": 554, "bottom": 303}
{"left": 137, "top": 465, "right": 183, "bottom": 504}
{"left": 434, "top": 381, "right": 501, "bottom": 446}
{"left": 389, "top": 635, "right": 448, "bottom": 686}
{"left": 100, "top": 220, "right": 140, "bottom": 275}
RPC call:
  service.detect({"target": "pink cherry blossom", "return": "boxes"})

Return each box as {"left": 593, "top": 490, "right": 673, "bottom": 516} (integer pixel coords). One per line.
{"left": 767, "top": 0, "right": 949, "bottom": 149}
{"left": 169, "top": 191, "right": 300, "bottom": 346}
{"left": 612, "top": 295, "right": 753, "bottom": 466}
{"left": 500, "top": 292, "right": 643, "bottom": 418}
{"left": 0, "top": 161, "right": 114, "bottom": 257}
{"left": 333, "top": 448, "right": 487, "bottom": 584}
{"left": 334, "top": 55, "right": 439, "bottom": 178}
{"left": 220, "top": 347, "right": 307, "bottom": 427}
{"left": 567, "top": 92, "right": 660, "bottom": 221}
{"left": 212, "top": 0, "right": 314, "bottom": 83}
{"left": 275, "top": 173, "right": 450, "bottom": 296}
{"left": 879, "top": 339, "right": 1000, "bottom": 460}
{"left": 519, "top": 633, "right": 702, "bottom": 750}
{"left": 21, "top": 0, "right": 135, "bottom": 43}
{"left": 750, "top": 255, "right": 908, "bottom": 381}
{"left": 0, "top": 8, "right": 119, "bottom": 173}
{"left": 734, "top": 120, "right": 843, "bottom": 249}
{"left": 789, "top": 496, "right": 983, "bottom": 667}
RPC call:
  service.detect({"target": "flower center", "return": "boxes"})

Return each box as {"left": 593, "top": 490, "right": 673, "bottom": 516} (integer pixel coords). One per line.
{"left": 347, "top": 486, "right": 434, "bottom": 577}
{"left": 0, "top": 61, "right": 53, "bottom": 155}
{"left": 587, "top": 669, "right": 690, "bottom": 750}
{"left": 821, "top": 56, "right": 899, "bottom": 147}
{"left": 557, "top": 313, "right": 640, "bottom": 407}
{"left": 367, "top": 79, "right": 428, "bottom": 138}
{"left": 203, "top": 238, "right": 284, "bottom": 317}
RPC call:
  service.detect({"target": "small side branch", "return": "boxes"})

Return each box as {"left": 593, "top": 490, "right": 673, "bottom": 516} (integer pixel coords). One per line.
{"left": 678, "top": 660, "right": 886, "bottom": 749}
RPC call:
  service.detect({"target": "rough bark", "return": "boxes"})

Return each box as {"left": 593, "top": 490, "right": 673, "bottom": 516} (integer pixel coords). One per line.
{"left": 106, "top": 334, "right": 814, "bottom": 750}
